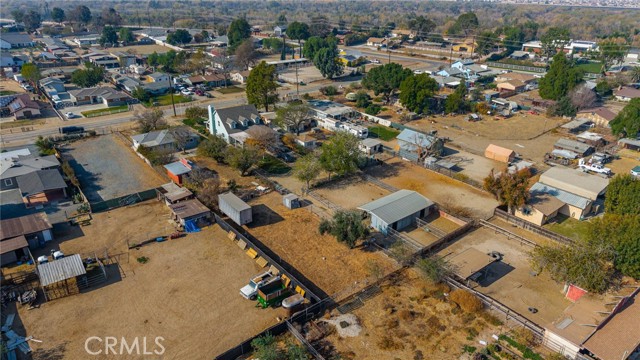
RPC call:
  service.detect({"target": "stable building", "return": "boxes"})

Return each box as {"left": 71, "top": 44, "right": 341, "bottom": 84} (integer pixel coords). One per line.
{"left": 358, "top": 190, "right": 435, "bottom": 234}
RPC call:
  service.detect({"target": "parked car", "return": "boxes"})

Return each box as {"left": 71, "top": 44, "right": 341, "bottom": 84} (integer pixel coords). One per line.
{"left": 278, "top": 152, "right": 296, "bottom": 163}
{"left": 195, "top": 89, "right": 204, "bottom": 96}
{"left": 181, "top": 89, "right": 193, "bottom": 96}
{"left": 64, "top": 112, "right": 78, "bottom": 119}
{"left": 240, "top": 270, "right": 280, "bottom": 300}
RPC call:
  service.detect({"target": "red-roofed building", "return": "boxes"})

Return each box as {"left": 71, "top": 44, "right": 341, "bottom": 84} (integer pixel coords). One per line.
{"left": 577, "top": 107, "right": 617, "bottom": 127}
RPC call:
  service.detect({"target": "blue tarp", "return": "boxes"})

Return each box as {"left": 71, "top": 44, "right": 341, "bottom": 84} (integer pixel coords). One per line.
{"left": 184, "top": 220, "right": 200, "bottom": 233}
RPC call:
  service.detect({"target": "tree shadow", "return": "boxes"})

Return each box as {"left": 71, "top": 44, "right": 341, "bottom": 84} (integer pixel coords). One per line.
{"left": 363, "top": 161, "right": 402, "bottom": 178}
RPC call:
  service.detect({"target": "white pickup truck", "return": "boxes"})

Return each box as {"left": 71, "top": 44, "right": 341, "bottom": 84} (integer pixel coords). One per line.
{"left": 240, "top": 271, "right": 280, "bottom": 300}
{"left": 578, "top": 158, "right": 612, "bottom": 176}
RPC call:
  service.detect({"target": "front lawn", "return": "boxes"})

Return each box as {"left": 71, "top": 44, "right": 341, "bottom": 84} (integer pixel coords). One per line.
{"left": 368, "top": 126, "right": 400, "bottom": 141}
{"left": 258, "top": 155, "right": 291, "bottom": 175}
{"left": 81, "top": 105, "right": 129, "bottom": 117}
{"left": 183, "top": 118, "right": 208, "bottom": 135}
{"left": 576, "top": 61, "right": 603, "bottom": 74}
{"left": 151, "top": 94, "right": 193, "bottom": 106}
{"left": 216, "top": 86, "right": 244, "bottom": 94}
{"left": 544, "top": 214, "right": 592, "bottom": 241}
{"left": 0, "top": 90, "right": 17, "bottom": 96}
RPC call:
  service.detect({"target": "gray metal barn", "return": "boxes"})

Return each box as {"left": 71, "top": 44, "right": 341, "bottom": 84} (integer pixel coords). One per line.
{"left": 219, "top": 192, "right": 252, "bottom": 226}
{"left": 358, "top": 190, "right": 435, "bottom": 234}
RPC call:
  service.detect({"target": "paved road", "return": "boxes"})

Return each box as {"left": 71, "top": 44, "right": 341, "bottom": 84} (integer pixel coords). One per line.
{"left": 0, "top": 80, "right": 354, "bottom": 147}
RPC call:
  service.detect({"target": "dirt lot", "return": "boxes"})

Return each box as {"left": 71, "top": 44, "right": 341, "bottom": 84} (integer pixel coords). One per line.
{"left": 245, "top": 191, "right": 398, "bottom": 297}
{"left": 608, "top": 149, "right": 640, "bottom": 176}
{"left": 366, "top": 158, "right": 499, "bottom": 219}
{"left": 17, "top": 201, "right": 285, "bottom": 359}
{"left": 85, "top": 44, "right": 173, "bottom": 55}
{"left": 441, "top": 146, "right": 507, "bottom": 183}
{"left": 0, "top": 79, "right": 27, "bottom": 94}
{"left": 406, "top": 112, "right": 566, "bottom": 164}
{"left": 437, "top": 226, "right": 569, "bottom": 326}
{"left": 312, "top": 177, "right": 391, "bottom": 210}
{"left": 320, "top": 268, "right": 504, "bottom": 360}
{"left": 62, "top": 134, "right": 166, "bottom": 202}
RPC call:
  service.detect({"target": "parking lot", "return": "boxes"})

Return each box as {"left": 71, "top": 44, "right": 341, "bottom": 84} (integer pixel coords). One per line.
{"left": 61, "top": 134, "right": 166, "bottom": 202}
{"left": 17, "top": 200, "right": 285, "bottom": 359}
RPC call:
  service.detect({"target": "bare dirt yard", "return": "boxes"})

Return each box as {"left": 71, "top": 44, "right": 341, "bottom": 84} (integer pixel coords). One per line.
{"left": 245, "top": 191, "right": 399, "bottom": 298}
{"left": 17, "top": 200, "right": 286, "bottom": 359}
{"left": 406, "top": 111, "right": 566, "bottom": 164}
{"left": 311, "top": 176, "right": 391, "bottom": 210}
{"left": 89, "top": 44, "right": 173, "bottom": 55}
{"left": 365, "top": 158, "right": 499, "bottom": 219}
{"left": 62, "top": 134, "right": 166, "bottom": 202}
{"left": 318, "top": 268, "right": 505, "bottom": 360}
{"left": 608, "top": 149, "right": 640, "bottom": 176}
{"left": 437, "top": 226, "right": 569, "bottom": 327}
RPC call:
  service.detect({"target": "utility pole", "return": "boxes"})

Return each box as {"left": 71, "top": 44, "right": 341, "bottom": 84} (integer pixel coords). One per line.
{"left": 169, "top": 76, "right": 177, "bottom": 117}
{"left": 295, "top": 61, "right": 299, "bottom": 98}
{"left": 470, "top": 35, "right": 476, "bottom": 59}
{"left": 281, "top": 34, "right": 286, "bottom": 61}
{"left": 449, "top": 46, "right": 453, "bottom": 66}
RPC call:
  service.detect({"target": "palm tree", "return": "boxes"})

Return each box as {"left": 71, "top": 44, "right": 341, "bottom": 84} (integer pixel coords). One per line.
{"left": 629, "top": 66, "right": 640, "bottom": 83}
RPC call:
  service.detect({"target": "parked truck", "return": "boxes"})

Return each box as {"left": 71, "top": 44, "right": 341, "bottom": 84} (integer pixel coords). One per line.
{"left": 257, "top": 279, "right": 292, "bottom": 308}
{"left": 240, "top": 270, "right": 280, "bottom": 300}
{"left": 578, "top": 158, "right": 612, "bottom": 176}
{"left": 59, "top": 126, "right": 85, "bottom": 134}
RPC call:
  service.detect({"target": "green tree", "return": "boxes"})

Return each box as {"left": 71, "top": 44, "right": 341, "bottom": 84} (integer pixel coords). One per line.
{"left": 35, "top": 136, "right": 55, "bottom": 155}
{"left": 167, "top": 29, "right": 192, "bottom": 45}
{"left": 99, "top": 26, "right": 118, "bottom": 46}
{"left": 605, "top": 174, "right": 640, "bottom": 215}
{"left": 313, "top": 46, "right": 343, "bottom": 79}
{"left": 227, "top": 17, "right": 251, "bottom": 52}
{"left": 275, "top": 102, "right": 310, "bottom": 135}
{"left": 131, "top": 86, "right": 149, "bottom": 102}
{"left": 407, "top": 16, "right": 436, "bottom": 41}
{"left": 71, "top": 63, "right": 105, "bottom": 88}
{"left": 475, "top": 31, "right": 498, "bottom": 56}
{"left": 598, "top": 39, "right": 627, "bottom": 73}
{"left": 444, "top": 82, "right": 469, "bottom": 114}
{"left": 287, "top": 21, "right": 310, "bottom": 57}
{"left": 589, "top": 214, "right": 640, "bottom": 279}
{"left": 185, "top": 106, "right": 208, "bottom": 120}
{"left": 483, "top": 169, "right": 531, "bottom": 214}
{"left": 20, "top": 63, "right": 41, "bottom": 86}
{"left": 197, "top": 135, "right": 228, "bottom": 163}
{"left": 246, "top": 61, "right": 278, "bottom": 111}
{"left": 354, "top": 90, "right": 370, "bottom": 108}
{"left": 551, "top": 96, "right": 577, "bottom": 117}
{"left": 226, "top": 146, "right": 260, "bottom": 176}
{"left": 595, "top": 80, "right": 612, "bottom": 97}
{"left": 119, "top": 28, "right": 134, "bottom": 44}
{"left": 251, "top": 334, "right": 279, "bottom": 360}
{"left": 51, "top": 7, "right": 65, "bottom": 23}
{"left": 294, "top": 153, "right": 322, "bottom": 192}
{"left": 319, "top": 131, "right": 361, "bottom": 180}
{"left": 70, "top": 5, "right": 92, "bottom": 26}
{"left": 399, "top": 73, "right": 439, "bottom": 114}
{"left": 502, "top": 25, "right": 525, "bottom": 53}
{"left": 361, "top": 63, "right": 413, "bottom": 103}
{"left": 448, "top": 12, "right": 479, "bottom": 36}
{"left": 610, "top": 98, "right": 640, "bottom": 137}
{"left": 22, "top": 10, "right": 42, "bottom": 33}
{"left": 11, "top": 10, "right": 24, "bottom": 23}
{"left": 319, "top": 210, "right": 369, "bottom": 248}
{"left": 629, "top": 66, "right": 640, "bottom": 83}
{"left": 302, "top": 36, "right": 331, "bottom": 60}
{"left": 538, "top": 52, "right": 583, "bottom": 100}
{"left": 540, "top": 27, "right": 571, "bottom": 60}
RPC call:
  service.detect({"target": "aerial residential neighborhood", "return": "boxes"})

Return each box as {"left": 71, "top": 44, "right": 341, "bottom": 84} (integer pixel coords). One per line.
{"left": 1, "top": 1, "right": 639, "bottom": 359}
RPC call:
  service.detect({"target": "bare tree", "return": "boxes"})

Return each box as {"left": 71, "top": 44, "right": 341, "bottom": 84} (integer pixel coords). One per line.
{"left": 169, "top": 127, "right": 193, "bottom": 154}
{"left": 196, "top": 177, "right": 221, "bottom": 209}
{"left": 245, "top": 125, "right": 280, "bottom": 151}
{"left": 135, "top": 109, "right": 166, "bottom": 132}
{"left": 570, "top": 84, "right": 598, "bottom": 111}
{"left": 234, "top": 39, "right": 258, "bottom": 70}
{"left": 213, "top": 55, "right": 235, "bottom": 89}
{"left": 275, "top": 102, "right": 311, "bottom": 135}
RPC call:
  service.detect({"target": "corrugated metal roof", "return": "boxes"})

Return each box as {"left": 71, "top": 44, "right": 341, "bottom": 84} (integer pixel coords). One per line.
{"left": 358, "top": 190, "right": 434, "bottom": 225}
{"left": 396, "top": 129, "right": 436, "bottom": 148}
{"left": 554, "top": 138, "right": 593, "bottom": 154}
{"left": 0, "top": 235, "right": 29, "bottom": 255}
{"left": 539, "top": 166, "right": 609, "bottom": 201}
{"left": 163, "top": 162, "right": 191, "bottom": 176}
{"left": 218, "top": 192, "right": 251, "bottom": 212}
{"left": 0, "top": 213, "right": 52, "bottom": 240}
{"left": 529, "top": 182, "right": 591, "bottom": 210}
{"left": 37, "top": 254, "right": 86, "bottom": 287}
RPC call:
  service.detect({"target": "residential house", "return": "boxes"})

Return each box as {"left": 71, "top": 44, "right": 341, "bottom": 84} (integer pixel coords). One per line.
{"left": 495, "top": 72, "right": 537, "bottom": 84}
{"left": 359, "top": 138, "right": 383, "bottom": 155}
{"left": 451, "top": 39, "right": 477, "bottom": 53}
{"left": 521, "top": 40, "right": 595, "bottom": 54}
{"left": 1, "top": 152, "right": 60, "bottom": 190}
{"left": 358, "top": 190, "right": 435, "bottom": 234}
{"left": 339, "top": 122, "right": 368, "bottom": 139}
{"left": 451, "top": 59, "right": 475, "bottom": 68}
{"left": 554, "top": 138, "right": 593, "bottom": 156}
{"left": 0, "top": 213, "right": 53, "bottom": 263}
{"left": 338, "top": 49, "right": 365, "bottom": 67}
{"left": 16, "top": 169, "right": 68, "bottom": 207}
{"left": 207, "top": 104, "right": 264, "bottom": 144}
{"left": 496, "top": 80, "right": 526, "bottom": 93}
{"left": 230, "top": 70, "right": 250, "bottom": 84}
{"left": 110, "top": 52, "right": 136, "bottom": 67}
{"left": 131, "top": 127, "right": 200, "bottom": 152}
{"left": 614, "top": 86, "right": 640, "bottom": 102}
{"left": 509, "top": 51, "right": 532, "bottom": 60}
{"left": 577, "top": 107, "right": 617, "bottom": 128}
{"left": 87, "top": 53, "right": 119, "bottom": 68}
{"left": 540, "top": 165, "right": 609, "bottom": 202}
{"left": 111, "top": 73, "right": 170, "bottom": 95}
{"left": 437, "top": 67, "right": 464, "bottom": 78}
{"left": 164, "top": 159, "right": 194, "bottom": 185}
{"left": 526, "top": 182, "right": 593, "bottom": 221}
{"left": 0, "top": 94, "right": 41, "bottom": 120}
{"left": 39, "top": 37, "right": 69, "bottom": 52}
{"left": 366, "top": 37, "right": 386, "bottom": 47}
{"left": 391, "top": 30, "right": 416, "bottom": 39}
{"left": 576, "top": 131, "right": 605, "bottom": 147}
{"left": 266, "top": 58, "right": 310, "bottom": 71}
{"left": 396, "top": 128, "right": 444, "bottom": 160}
{"left": 274, "top": 26, "right": 287, "bottom": 37}
{"left": 0, "top": 33, "right": 34, "bottom": 49}
{"left": 185, "top": 74, "right": 229, "bottom": 88}
{"left": 0, "top": 51, "right": 28, "bottom": 67}
{"left": 308, "top": 100, "right": 359, "bottom": 129}
{"left": 295, "top": 135, "right": 316, "bottom": 149}
{"left": 73, "top": 35, "right": 100, "bottom": 47}
{"left": 69, "top": 87, "right": 132, "bottom": 107}
{"left": 514, "top": 193, "right": 565, "bottom": 226}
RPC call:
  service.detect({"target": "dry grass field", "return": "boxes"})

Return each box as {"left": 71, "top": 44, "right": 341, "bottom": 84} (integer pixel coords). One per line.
{"left": 245, "top": 191, "right": 398, "bottom": 297}
{"left": 16, "top": 201, "right": 286, "bottom": 359}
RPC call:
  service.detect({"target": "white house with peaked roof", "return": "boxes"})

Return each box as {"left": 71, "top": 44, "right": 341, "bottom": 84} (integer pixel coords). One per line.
{"left": 207, "top": 103, "right": 264, "bottom": 145}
